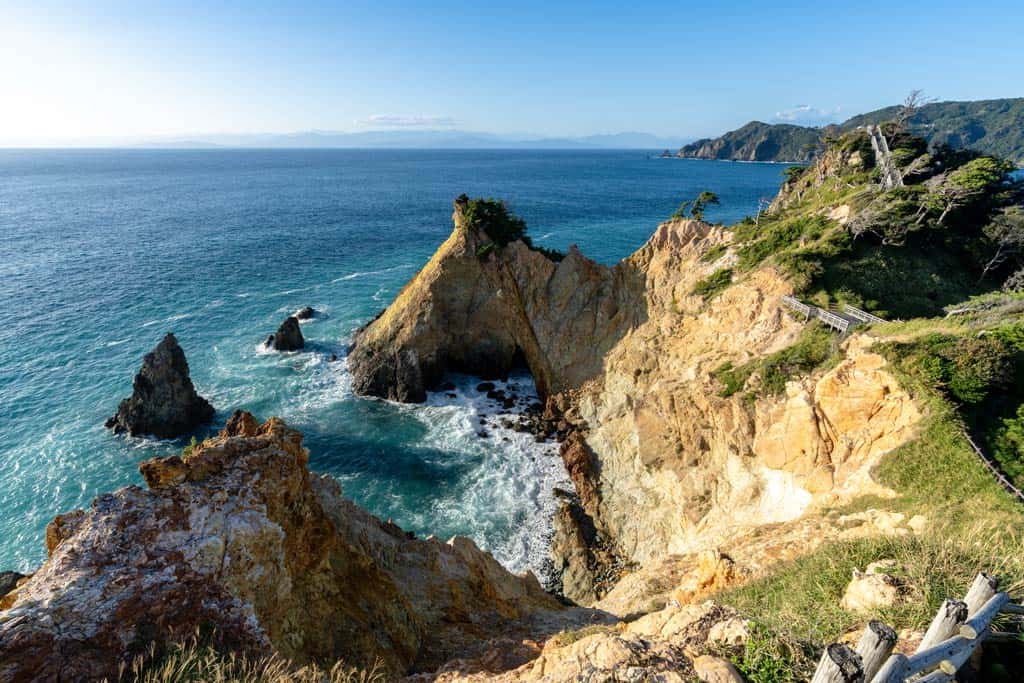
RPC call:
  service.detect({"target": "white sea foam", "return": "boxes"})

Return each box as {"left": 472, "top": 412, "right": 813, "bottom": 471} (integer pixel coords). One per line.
{"left": 330, "top": 263, "right": 414, "bottom": 283}
{"left": 103, "top": 339, "right": 129, "bottom": 348}
{"left": 415, "top": 373, "right": 569, "bottom": 577}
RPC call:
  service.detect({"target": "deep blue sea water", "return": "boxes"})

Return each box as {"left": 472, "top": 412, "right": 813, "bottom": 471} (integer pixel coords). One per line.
{"left": 0, "top": 149, "right": 786, "bottom": 575}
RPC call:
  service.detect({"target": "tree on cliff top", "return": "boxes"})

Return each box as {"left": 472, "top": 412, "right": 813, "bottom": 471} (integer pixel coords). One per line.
{"left": 673, "top": 191, "right": 720, "bottom": 221}
{"left": 458, "top": 195, "right": 564, "bottom": 261}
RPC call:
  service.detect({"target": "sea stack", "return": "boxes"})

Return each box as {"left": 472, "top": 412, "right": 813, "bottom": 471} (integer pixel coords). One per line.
{"left": 105, "top": 333, "right": 215, "bottom": 438}
{"left": 266, "top": 316, "right": 304, "bottom": 351}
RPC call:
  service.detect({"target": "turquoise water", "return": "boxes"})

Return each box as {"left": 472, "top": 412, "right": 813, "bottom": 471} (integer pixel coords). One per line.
{"left": 0, "top": 149, "right": 786, "bottom": 575}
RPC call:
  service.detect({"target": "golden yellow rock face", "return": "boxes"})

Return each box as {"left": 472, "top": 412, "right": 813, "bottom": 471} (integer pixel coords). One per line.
{"left": 572, "top": 221, "right": 922, "bottom": 575}
{"left": 349, "top": 205, "right": 924, "bottom": 609}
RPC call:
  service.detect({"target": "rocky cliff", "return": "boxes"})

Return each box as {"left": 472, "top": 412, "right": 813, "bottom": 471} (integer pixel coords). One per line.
{"left": 348, "top": 199, "right": 645, "bottom": 402}
{"left": 350, "top": 200, "right": 924, "bottom": 606}
{"left": 677, "top": 121, "right": 825, "bottom": 162}
{"left": 0, "top": 413, "right": 574, "bottom": 681}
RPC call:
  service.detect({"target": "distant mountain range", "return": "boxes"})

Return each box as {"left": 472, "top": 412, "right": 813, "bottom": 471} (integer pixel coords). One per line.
{"left": 675, "top": 98, "right": 1024, "bottom": 164}
{"left": 127, "top": 130, "right": 691, "bottom": 150}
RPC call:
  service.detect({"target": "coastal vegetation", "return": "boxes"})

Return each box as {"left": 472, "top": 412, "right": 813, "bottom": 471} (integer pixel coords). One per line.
{"left": 690, "top": 266, "right": 733, "bottom": 300}
{"left": 458, "top": 195, "right": 564, "bottom": 261}
{"left": 729, "top": 126, "right": 1023, "bottom": 319}
{"left": 712, "top": 322, "right": 839, "bottom": 398}
{"left": 125, "top": 640, "right": 385, "bottom": 683}
{"left": 673, "top": 190, "right": 720, "bottom": 221}
{"left": 699, "top": 118, "right": 1024, "bottom": 679}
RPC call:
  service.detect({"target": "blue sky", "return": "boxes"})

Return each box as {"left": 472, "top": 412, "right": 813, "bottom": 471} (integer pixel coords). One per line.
{"left": 2, "top": 0, "right": 1023, "bottom": 143}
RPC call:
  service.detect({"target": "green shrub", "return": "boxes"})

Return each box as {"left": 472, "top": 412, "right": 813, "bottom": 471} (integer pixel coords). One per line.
{"left": 994, "top": 405, "right": 1024, "bottom": 485}
{"left": 692, "top": 268, "right": 733, "bottom": 300}
{"left": 713, "top": 361, "right": 754, "bottom": 398}
{"left": 730, "top": 622, "right": 811, "bottom": 683}
{"left": 701, "top": 244, "right": 728, "bottom": 263}
{"left": 884, "top": 333, "right": 1012, "bottom": 404}
{"left": 757, "top": 324, "right": 838, "bottom": 395}
{"left": 734, "top": 215, "right": 831, "bottom": 272}
{"left": 476, "top": 242, "right": 495, "bottom": 261}
{"left": 461, "top": 197, "right": 527, "bottom": 246}
{"left": 712, "top": 324, "right": 838, "bottom": 398}
{"left": 181, "top": 436, "right": 199, "bottom": 459}
{"left": 783, "top": 165, "right": 807, "bottom": 184}
{"left": 947, "top": 336, "right": 1013, "bottom": 403}
{"left": 459, "top": 196, "right": 563, "bottom": 261}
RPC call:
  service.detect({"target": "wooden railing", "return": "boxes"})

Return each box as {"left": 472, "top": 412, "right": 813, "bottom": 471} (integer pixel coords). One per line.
{"left": 964, "top": 432, "right": 1024, "bottom": 503}
{"left": 841, "top": 304, "right": 886, "bottom": 325}
{"left": 812, "top": 573, "right": 1021, "bottom": 682}
{"left": 780, "top": 296, "right": 887, "bottom": 335}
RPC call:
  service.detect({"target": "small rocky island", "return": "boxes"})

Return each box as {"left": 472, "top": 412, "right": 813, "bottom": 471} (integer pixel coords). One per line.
{"left": 105, "top": 332, "right": 214, "bottom": 438}
{"left": 265, "top": 315, "right": 304, "bottom": 351}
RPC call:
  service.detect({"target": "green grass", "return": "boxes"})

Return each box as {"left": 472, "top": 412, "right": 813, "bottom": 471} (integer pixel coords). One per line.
{"left": 701, "top": 243, "right": 728, "bottom": 263}
{"left": 691, "top": 267, "right": 734, "bottom": 300}
{"left": 712, "top": 323, "right": 841, "bottom": 398}
{"left": 727, "top": 623, "right": 814, "bottom": 683}
{"left": 716, "top": 346, "right": 1024, "bottom": 654}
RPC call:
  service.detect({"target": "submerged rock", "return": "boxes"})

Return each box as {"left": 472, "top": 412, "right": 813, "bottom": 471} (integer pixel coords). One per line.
{"left": 0, "top": 413, "right": 564, "bottom": 681}
{"left": 105, "top": 333, "right": 214, "bottom": 439}
{"left": 295, "top": 306, "right": 316, "bottom": 320}
{"left": 266, "top": 316, "right": 304, "bottom": 351}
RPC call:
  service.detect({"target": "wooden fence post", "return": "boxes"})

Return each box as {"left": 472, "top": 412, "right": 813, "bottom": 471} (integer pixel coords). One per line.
{"left": 868, "top": 652, "right": 907, "bottom": 683}
{"left": 916, "top": 599, "right": 968, "bottom": 652}
{"left": 811, "top": 643, "right": 863, "bottom": 683}
{"left": 960, "top": 592, "right": 1011, "bottom": 639}
{"left": 855, "top": 620, "right": 897, "bottom": 681}
{"left": 964, "top": 572, "right": 998, "bottom": 616}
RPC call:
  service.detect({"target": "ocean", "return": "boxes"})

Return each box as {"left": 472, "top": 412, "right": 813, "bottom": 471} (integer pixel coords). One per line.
{"left": 0, "top": 149, "right": 786, "bottom": 576}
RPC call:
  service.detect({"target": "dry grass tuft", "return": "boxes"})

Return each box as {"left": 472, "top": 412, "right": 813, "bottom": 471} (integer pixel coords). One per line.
{"left": 111, "top": 639, "right": 386, "bottom": 683}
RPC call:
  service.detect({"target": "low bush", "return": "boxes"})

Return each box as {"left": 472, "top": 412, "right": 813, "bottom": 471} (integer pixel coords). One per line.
{"left": 881, "top": 333, "right": 1013, "bottom": 404}
{"left": 712, "top": 324, "right": 838, "bottom": 398}
{"left": 691, "top": 268, "right": 733, "bottom": 300}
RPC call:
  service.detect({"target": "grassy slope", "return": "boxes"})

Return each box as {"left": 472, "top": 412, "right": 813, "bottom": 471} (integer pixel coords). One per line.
{"left": 707, "top": 138, "right": 1024, "bottom": 680}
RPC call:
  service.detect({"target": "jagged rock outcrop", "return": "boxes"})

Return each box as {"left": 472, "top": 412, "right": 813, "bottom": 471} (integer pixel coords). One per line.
{"left": 0, "top": 412, "right": 569, "bottom": 682}
{"left": 105, "top": 332, "right": 214, "bottom": 438}
{"left": 347, "top": 198, "right": 650, "bottom": 402}
{"left": 267, "top": 315, "right": 304, "bottom": 351}
{"left": 352, "top": 205, "right": 924, "bottom": 605}
{"left": 420, "top": 601, "right": 742, "bottom": 682}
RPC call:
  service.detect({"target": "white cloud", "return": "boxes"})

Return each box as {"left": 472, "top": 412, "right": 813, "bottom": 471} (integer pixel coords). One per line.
{"left": 774, "top": 104, "right": 843, "bottom": 126}
{"left": 357, "top": 115, "right": 458, "bottom": 128}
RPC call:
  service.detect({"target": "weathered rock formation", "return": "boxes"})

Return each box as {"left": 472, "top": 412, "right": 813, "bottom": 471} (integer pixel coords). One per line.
{"left": 350, "top": 200, "right": 924, "bottom": 606}
{"left": 0, "top": 413, "right": 574, "bottom": 682}
{"left": 419, "top": 601, "right": 744, "bottom": 682}
{"left": 347, "top": 199, "right": 646, "bottom": 402}
{"left": 266, "top": 315, "right": 305, "bottom": 351}
{"left": 105, "top": 332, "right": 215, "bottom": 438}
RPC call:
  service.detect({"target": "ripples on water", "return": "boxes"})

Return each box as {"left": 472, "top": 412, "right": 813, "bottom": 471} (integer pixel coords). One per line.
{"left": 0, "top": 149, "right": 785, "bottom": 575}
